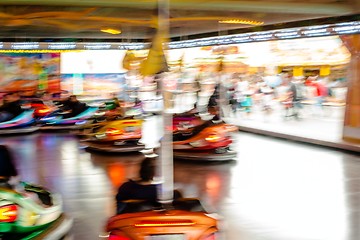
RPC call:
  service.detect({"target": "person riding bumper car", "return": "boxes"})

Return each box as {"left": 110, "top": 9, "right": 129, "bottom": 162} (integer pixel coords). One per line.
{"left": 103, "top": 155, "right": 221, "bottom": 240}
{"left": 104, "top": 156, "right": 220, "bottom": 240}
{"left": 0, "top": 110, "right": 39, "bottom": 135}
{"left": 172, "top": 119, "right": 238, "bottom": 161}
{"left": 104, "top": 198, "right": 219, "bottom": 240}
{"left": 171, "top": 109, "right": 238, "bottom": 161}
{"left": 0, "top": 93, "right": 39, "bottom": 135}
{"left": 0, "top": 145, "right": 73, "bottom": 240}
{"left": 80, "top": 118, "right": 145, "bottom": 153}
{"left": 38, "top": 95, "right": 98, "bottom": 131}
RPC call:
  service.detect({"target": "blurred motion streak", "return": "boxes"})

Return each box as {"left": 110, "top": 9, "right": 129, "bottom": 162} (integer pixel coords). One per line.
{"left": 107, "top": 163, "right": 126, "bottom": 188}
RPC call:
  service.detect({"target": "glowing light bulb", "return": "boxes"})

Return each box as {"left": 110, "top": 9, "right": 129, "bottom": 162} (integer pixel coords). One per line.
{"left": 100, "top": 28, "right": 122, "bottom": 35}
{"left": 218, "top": 19, "right": 264, "bottom": 25}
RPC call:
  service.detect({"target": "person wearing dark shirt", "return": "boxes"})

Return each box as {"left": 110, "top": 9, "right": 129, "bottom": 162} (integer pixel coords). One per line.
{"left": 0, "top": 145, "right": 18, "bottom": 179}
{"left": 0, "top": 92, "right": 23, "bottom": 122}
{"left": 116, "top": 157, "right": 182, "bottom": 214}
{"left": 288, "top": 80, "right": 302, "bottom": 119}
{"left": 61, "top": 95, "right": 87, "bottom": 118}
{"left": 0, "top": 145, "right": 19, "bottom": 188}
{"left": 207, "top": 84, "right": 222, "bottom": 121}
{"left": 0, "top": 145, "right": 52, "bottom": 206}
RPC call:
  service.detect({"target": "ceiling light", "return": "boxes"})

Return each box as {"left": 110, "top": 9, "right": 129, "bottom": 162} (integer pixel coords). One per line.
{"left": 101, "top": 28, "right": 121, "bottom": 35}
{"left": 0, "top": 50, "right": 79, "bottom": 53}
{"left": 219, "top": 19, "right": 264, "bottom": 25}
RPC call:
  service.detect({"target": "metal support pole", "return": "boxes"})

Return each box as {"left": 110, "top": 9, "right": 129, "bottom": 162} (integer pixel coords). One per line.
{"left": 157, "top": 0, "right": 174, "bottom": 206}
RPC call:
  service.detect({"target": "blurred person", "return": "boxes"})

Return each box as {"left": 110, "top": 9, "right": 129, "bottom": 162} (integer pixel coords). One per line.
{"left": 259, "top": 81, "right": 274, "bottom": 115}
{"left": 282, "top": 73, "right": 305, "bottom": 119}
{"left": 236, "top": 76, "right": 249, "bottom": 94}
{"left": 134, "top": 97, "right": 142, "bottom": 107}
{"left": 0, "top": 145, "right": 19, "bottom": 188}
{"left": 104, "top": 93, "right": 127, "bottom": 118}
{"left": 207, "top": 84, "right": 222, "bottom": 120}
{"left": 251, "top": 78, "right": 264, "bottom": 109}
{"left": 234, "top": 77, "right": 247, "bottom": 112}
{"left": 110, "top": 93, "right": 121, "bottom": 109}
{"left": 208, "top": 85, "right": 219, "bottom": 109}
{"left": 290, "top": 77, "right": 306, "bottom": 119}
{"left": 240, "top": 91, "right": 254, "bottom": 117}
{"left": 116, "top": 157, "right": 182, "bottom": 214}
{"left": 226, "top": 74, "right": 238, "bottom": 115}
{"left": 237, "top": 77, "right": 254, "bottom": 118}
{"left": 194, "top": 74, "right": 202, "bottom": 110}
{"left": 0, "top": 92, "right": 23, "bottom": 122}
{"left": 0, "top": 145, "right": 52, "bottom": 206}
{"left": 127, "top": 97, "right": 143, "bottom": 117}
{"left": 42, "top": 92, "right": 58, "bottom": 109}
{"left": 280, "top": 73, "right": 296, "bottom": 119}
{"left": 61, "top": 95, "right": 88, "bottom": 118}
{"left": 305, "top": 76, "right": 328, "bottom": 115}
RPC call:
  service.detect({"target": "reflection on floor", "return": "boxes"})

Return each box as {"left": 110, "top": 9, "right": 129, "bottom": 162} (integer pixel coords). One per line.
{"left": 1, "top": 127, "right": 359, "bottom": 240}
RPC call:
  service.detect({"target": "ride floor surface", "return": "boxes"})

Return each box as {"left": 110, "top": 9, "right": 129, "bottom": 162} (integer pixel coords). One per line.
{"left": 1, "top": 116, "right": 360, "bottom": 240}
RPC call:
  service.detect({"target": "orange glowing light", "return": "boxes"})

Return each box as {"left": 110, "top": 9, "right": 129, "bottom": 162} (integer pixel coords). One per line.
{"left": 101, "top": 28, "right": 121, "bottom": 35}
{"left": 0, "top": 205, "right": 18, "bottom": 222}
{"left": 219, "top": 19, "right": 264, "bottom": 25}
{"left": 38, "top": 108, "right": 51, "bottom": 114}
{"left": 206, "top": 175, "right": 221, "bottom": 190}
{"left": 205, "top": 135, "right": 222, "bottom": 142}
{"left": 135, "top": 220, "right": 195, "bottom": 227}
{"left": 106, "top": 128, "right": 123, "bottom": 136}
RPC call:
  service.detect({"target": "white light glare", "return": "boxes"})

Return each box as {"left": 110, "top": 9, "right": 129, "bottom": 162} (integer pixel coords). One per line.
{"left": 48, "top": 43, "right": 76, "bottom": 50}
{"left": 84, "top": 44, "right": 112, "bottom": 50}
{"left": 275, "top": 30, "right": 299, "bottom": 38}
{"left": 12, "top": 42, "right": 39, "bottom": 49}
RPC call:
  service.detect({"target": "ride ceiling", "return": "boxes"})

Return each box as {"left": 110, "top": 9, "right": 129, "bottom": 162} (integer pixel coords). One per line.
{"left": 0, "top": 0, "right": 359, "bottom": 41}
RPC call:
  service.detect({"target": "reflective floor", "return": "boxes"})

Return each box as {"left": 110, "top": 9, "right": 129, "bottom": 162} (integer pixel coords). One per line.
{"left": 1, "top": 117, "right": 359, "bottom": 240}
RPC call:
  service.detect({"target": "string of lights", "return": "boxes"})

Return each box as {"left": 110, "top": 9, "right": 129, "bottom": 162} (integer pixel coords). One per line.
{"left": 0, "top": 21, "right": 358, "bottom": 52}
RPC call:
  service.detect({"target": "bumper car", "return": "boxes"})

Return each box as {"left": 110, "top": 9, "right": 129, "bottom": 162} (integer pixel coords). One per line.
{"left": 0, "top": 181, "right": 73, "bottom": 239}
{"left": 80, "top": 118, "right": 145, "bottom": 153}
{"left": 38, "top": 106, "right": 98, "bottom": 131}
{"left": 172, "top": 119, "right": 238, "bottom": 161}
{"left": 95, "top": 101, "right": 144, "bottom": 122}
{"left": 92, "top": 100, "right": 124, "bottom": 121}
{"left": 27, "top": 100, "right": 56, "bottom": 119}
{"left": 0, "top": 110, "right": 39, "bottom": 135}
{"left": 171, "top": 108, "right": 238, "bottom": 161}
{"left": 172, "top": 115, "right": 206, "bottom": 133}
{"left": 103, "top": 198, "right": 219, "bottom": 240}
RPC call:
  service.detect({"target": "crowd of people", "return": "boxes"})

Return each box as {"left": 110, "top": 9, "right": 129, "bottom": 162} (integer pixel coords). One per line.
{"left": 218, "top": 72, "right": 337, "bottom": 120}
